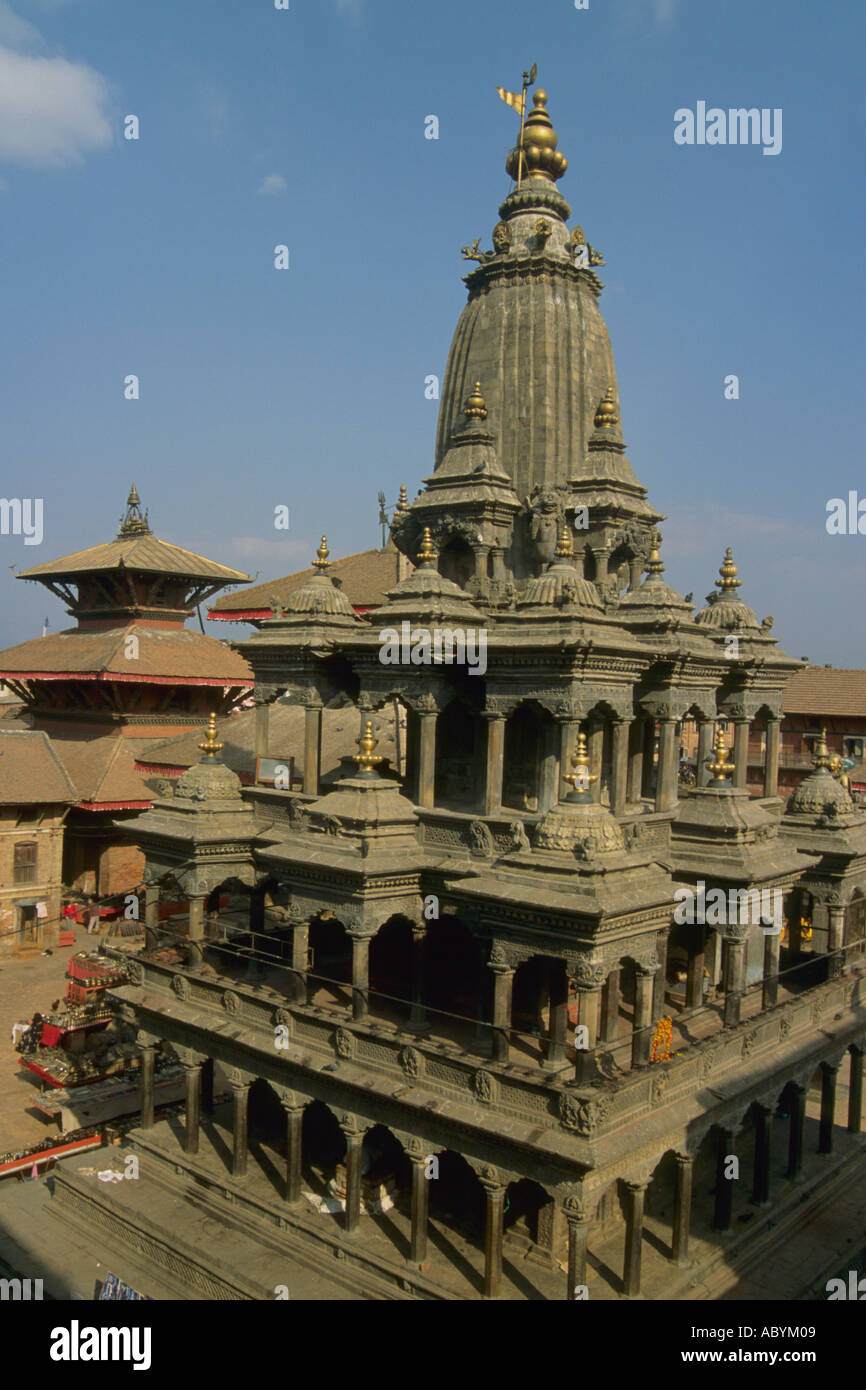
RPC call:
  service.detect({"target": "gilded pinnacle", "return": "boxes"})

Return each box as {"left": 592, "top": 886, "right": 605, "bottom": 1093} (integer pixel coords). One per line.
{"left": 646, "top": 531, "right": 665, "bottom": 577}
{"left": 716, "top": 547, "right": 742, "bottom": 592}
{"left": 563, "top": 731, "right": 598, "bottom": 793}
{"left": 554, "top": 521, "right": 574, "bottom": 560}
{"left": 504, "top": 87, "right": 568, "bottom": 184}
{"left": 354, "top": 720, "right": 384, "bottom": 774}
{"left": 705, "top": 727, "right": 734, "bottom": 782}
{"left": 811, "top": 728, "right": 832, "bottom": 771}
{"left": 464, "top": 381, "right": 488, "bottom": 422}
{"left": 594, "top": 387, "right": 618, "bottom": 431}
{"left": 198, "top": 712, "right": 223, "bottom": 760}
{"left": 117, "top": 483, "right": 151, "bottom": 539}
{"left": 417, "top": 526, "right": 438, "bottom": 565}
{"left": 394, "top": 484, "right": 409, "bottom": 516}
{"left": 313, "top": 536, "right": 330, "bottom": 572}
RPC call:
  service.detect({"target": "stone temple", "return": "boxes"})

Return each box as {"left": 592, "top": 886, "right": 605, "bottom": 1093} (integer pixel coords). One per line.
{"left": 50, "top": 84, "right": 865, "bottom": 1300}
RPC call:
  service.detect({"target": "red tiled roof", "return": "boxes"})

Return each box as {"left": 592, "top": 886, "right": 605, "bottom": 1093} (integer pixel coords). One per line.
{"left": 0, "top": 730, "right": 76, "bottom": 804}
{"left": 0, "top": 626, "right": 253, "bottom": 684}
{"left": 783, "top": 668, "right": 866, "bottom": 718}
{"left": 209, "top": 545, "right": 410, "bottom": 620}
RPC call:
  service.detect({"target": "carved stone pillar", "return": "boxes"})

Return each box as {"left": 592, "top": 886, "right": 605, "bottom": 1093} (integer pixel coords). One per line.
{"left": 481, "top": 1178, "right": 506, "bottom": 1298}
{"left": 350, "top": 932, "right": 372, "bottom": 1022}
{"left": 144, "top": 882, "right": 159, "bottom": 950}
{"left": 290, "top": 919, "right": 310, "bottom": 1003}
{"left": 255, "top": 693, "right": 270, "bottom": 760}
{"left": 642, "top": 719, "right": 657, "bottom": 799}
{"left": 631, "top": 966, "right": 656, "bottom": 1069}
{"left": 722, "top": 934, "right": 747, "bottom": 1028}
{"left": 732, "top": 719, "right": 749, "bottom": 791}
{"left": 587, "top": 721, "right": 604, "bottom": 804}
{"left": 547, "top": 963, "right": 568, "bottom": 1064}
{"left": 342, "top": 1127, "right": 364, "bottom": 1234}
{"left": 627, "top": 717, "right": 644, "bottom": 804}
{"left": 407, "top": 924, "right": 429, "bottom": 1035}
{"left": 672, "top": 1154, "right": 694, "bottom": 1266}
{"left": 697, "top": 719, "right": 714, "bottom": 788}
{"left": 762, "top": 926, "right": 781, "bottom": 1010}
{"left": 188, "top": 894, "right": 205, "bottom": 941}
{"left": 764, "top": 716, "right": 781, "bottom": 797}
{"left": 539, "top": 722, "right": 560, "bottom": 813}
{"left": 183, "top": 1062, "right": 202, "bottom": 1156}
{"left": 713, "top": 1127, "right": 736, "bottom": 1231}
{"left": 600, "top": 969, "right": 620, "bottom": 1041}
{"left": 564, "top": 1198, "right": 589, "bottom": 1299}
{"left": 849, "top": 1046, "right": 864, "bottom": 1133}
{"left": 575, "top": 980, "right": 602, "bottom": 1084}
{"left": 231, "top": 1077, "right": 251, "bottom": 1178}
{"left": 303, "top": 702, "right": 323, "bottom": 796}
{"left": 685, "top": 932, "right": 705, "bottom": 1011}
{"left": 787, "top": 1083, "right": 806, "bottom": 1177}
{"left": 282, "top": 1100, "right": 306, "bottom": 1204}
{"left": 491, "top": 548, "right": 506, "bottom": 584}
{"left": 611, "top": 719, "right": 630, "bottom": 817}
{"left": 473, "top": 544, "right": 490, "bottom": 594}
{"left": 489, "top": 959, "right": 514, "bottom": 1063}
{"left": 622, "top": 1179, "right": 647, "bottom": 1297}
{"left": 408, "top": 1152, "right": 429, "bottom": 1264}
{"left": 483, "top": 715, "right": 505, "bottom": 816}
{"left": 138, "top": 1036, "right": 156, "bottom": 1131}
{"left": 655, "top": 718, "right": 678, "bottom": 812}
{"left": 752, "top": 1104, "right": 772, "bottom": 1205}
{"left": 417, "top": 711, "right": 437, "bottom": 809}
{"left": 828, "top": 903, "right": 845, "bottom": 980}
{"left": 819, "top": 1061, "right": 839, "bottom": 1154}
{"left": 653, "top": 929, "right": 669, "bottom": 1021}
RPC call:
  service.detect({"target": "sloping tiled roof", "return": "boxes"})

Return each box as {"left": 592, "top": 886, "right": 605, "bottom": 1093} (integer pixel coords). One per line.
{"left": 0, "top": 730, "right": 77, "bottom": 805}
{"left": 18, "top": 533, "right": 250, "bottom": 584}
{"left": 783, "top": 668, "right": 866, "bottom": 718}
{"left": 209, "top": 545, "right": 410, "bottom": 619}
{"left": 0, "top": 626, "right": 253, "bottom": 684}
{"left": 51, "top": 734, "right": 151, "bottom": 806}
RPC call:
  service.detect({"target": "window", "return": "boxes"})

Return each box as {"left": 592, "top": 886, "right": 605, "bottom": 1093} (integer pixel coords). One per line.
{"left": 843, "top": 736, "right": 864, "bottom": 761}
{"left": 13, "top": 842, "right": 37, "bottom": 885}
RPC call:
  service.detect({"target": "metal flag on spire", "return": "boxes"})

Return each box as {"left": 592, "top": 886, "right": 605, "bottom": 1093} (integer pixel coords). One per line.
{"left": 496, "top": 64, "right": 537, "bottom": 189}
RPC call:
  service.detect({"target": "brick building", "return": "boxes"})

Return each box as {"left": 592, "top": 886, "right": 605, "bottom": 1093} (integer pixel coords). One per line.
{"left": 0, "top": 730, "right": 75, "bottom": 956}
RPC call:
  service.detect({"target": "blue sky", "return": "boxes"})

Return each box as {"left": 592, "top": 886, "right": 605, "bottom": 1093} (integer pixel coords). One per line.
{"left": 0, "top": 0, "right": 864, "bottom": 663}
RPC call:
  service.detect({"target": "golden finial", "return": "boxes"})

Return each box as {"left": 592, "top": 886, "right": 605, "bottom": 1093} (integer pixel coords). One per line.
{"left": 554, "top": 521, "right": 574, "bottom": 560}
{"left": 394, "top": 484, "right": 409, "bottom": 516}
{"left": 312, "top": 536, "right": 330, "bottom": 572}
{"left": 417, "top": 526, "right": 438, "bottom": 565}
{"left": 198, "top": 712, "right": 223, "bottom": 760}
{"left": 117, "top": 482, "right": 150, "bottom": 538}
{"left": 563, "top": 731, "right": 599, "bottom": 795}
{"left": 354, "top": 720, "right": 384, "bottom": 774}
{"left": 464, "top": 381, "right": 488, "bottom": 422}
{"left": 646, "top": 531, "right": 665, "bottom": 577}
{"left": 594, "top": 387, "right": 618, "bottom": 430}
{"left": 716, "top": 547, "right": 741, "bottom": 592}
{"left": 812, "top": 728, "right": 832, "bottom": 771}
{"left": 705, "top": 727, "right": 734, "bottom": 782}
{"left": 503, "top": 86, "right": 568, "bottom": 184}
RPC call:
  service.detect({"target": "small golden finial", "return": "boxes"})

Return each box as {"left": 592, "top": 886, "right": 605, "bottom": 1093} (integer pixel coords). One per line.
{"left": 646, "top": 531, "right": 665, "bottom": 577}
{"left": 394, "top": 484, "right": 409, "bottom": 516}
{"left": 464, "top": 381, "right": 488, "bottom": 422}
{"left": 417, "top": 526, "right": 438, "bottom": 564}
{"left": 705, "top": 727, "right": 734, "bottom": 782}
{"left": 554, "top": 521, "right": 574, "bottom": 560}
{"left": 716, "top": 547, "right": 741, "bottom": 592}
{"left": 198, "top": 712, "right": 223, "bottom": 760}
{"left": 811, "top": 728, "right": 832, "bottom": 771}
{"left": 312, "top": 536, "right": 330, "bottom": 572}
{"left": 563, "top": 731, "right": 599, "bottom": 795}
{"left": 354, "top": 720, "right": 384, "bottom": 774}
{"left": 594, "top": 387, "right": 618, "bottom": 430}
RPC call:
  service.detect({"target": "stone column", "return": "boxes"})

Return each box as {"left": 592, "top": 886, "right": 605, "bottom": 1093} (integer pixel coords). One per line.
{"left": 183, "top": 1062, "right": 202, "bottom": 1156}
{"left": 290, "top": 919, "right": 309, "bottom": 1003}
{"left": 144, "top": 882, "right": 159, "bottom": 950}
{"left": 483, "top": 715, "right": 505, "bottom": 816}
{"left": 138, "top": 1038, "right": 156, "bottom": 1130}
{"left": 539, "top": 723, "right": 559, "bottom": 813}
{"left": 231, "top": 1078, "right": 250, "bottom": 1178}
{"left": 408, "top": 1153, "right": 429, "bottom": 1264}
{"left": 627, "top": 556, "right": 642, "bottom": 590}
{"left": 611, "top": 719, "right": 630, "bottom": 816}
{"left": 407, "top": 924, "right": 429, "bottom": 1035}
{"left": 732, "top": 719, "right": 749, "bottom": 791}
{"left": 722, "top": 934, "right": 747, "bottom": 1028}
{"left": 564, "top": 1201, "right": 589, "bottom": 1299}
{"left": 547, "top": 964, "right": 568, "bottom": 1065}
{"left": 489, "top": 960, "right": 514, "bottom": 1063}
{"left": 473, "top": 544, "right": 490, "bottom": 594}
{"left": 653, "top": 930, "right": 669, "bottom": 1021}
{"left": 600, "top": 969, "right": 620, "bottom": 1041}
{"left": 188, "top": 895, "right": 205, "bottom": 941}
{"left": 642, "top": 719, "right": 657, "bottom": 800}
{"left": 752, "top": 1105, "right": 772, "bottom": 1205}
{"left": 417, "top": 711, "right": 437, "bottom": 809}
{"left": 672, "top": 1154, "right": 694, "bottom": 1266}
{"left": 303, "top": 703, "right": 322, "bottom": 796}
{"left": 827, "top": 903, "right": 845, "bottom": 980}
{"left": 762, "top": 926, "right": 781, "bottom": 1009}
{"left": 631, "top": 966, "right": 656, "bottom": 1069}
{"left": 350, "top": 932, "right": 372, "bottom": 1022}
{"left": 655, "top": 719, "right": 678, "bottom": 812}
{"left": 482, "top": 1179, "right": 506, "bottom": 1298}
{"left": 575, "top": 983, "right": 602, "bottom": 1083}
{"left": 697, "top": 719, "right": 714, "bottom": 788}
{"left": 627, "top": 718, "right": 644, "bottom": 804}
{"left": 343, "top": 1129, "right": 364, "bottom": 1234}
{"left": 587, "top": 722, "right": 604, "bottom": 804}
{"left": 849, "top": 1046, "right": 864, "bottom": 1133}
{"left": 282, "top": 1101, "right": 305, "bottom": 1204}
{"left": 764, "top": 717, "right": 781, "bottom": 797}
{"left": 787, "top": 1084, "right": 806, "bottom": 1178}
{"left": 559, "top": 720, "right": 579, "bottom": 798}
{"left": 201, "top": 1057, "right": 214, "bottom": 1114}
{"left": 686, "top": 933, "right": 705, "bottom": 1011}
{"left": 255, "top": 693, "right": 270, "bottom": 760}
{"left": 713, "top": 1127, "right": 735, "bottom": 1231}
{"left": 491, "top": 548, "right": 506, "bottom": 584}
{"left": 819, "top": 1061, "right": 839, "bottom": 1154}
{"left": 622, "top": 1180, "right": 647, "bottom": 1297}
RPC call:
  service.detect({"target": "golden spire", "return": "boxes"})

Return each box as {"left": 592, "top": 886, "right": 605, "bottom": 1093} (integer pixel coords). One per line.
{"left": 646, "top": 531, "right": 665, "bottom": 577}
{"left": 563, "top": 731, "right": 598, "bottom": 794}
{"left": 417, "top": 526, "right": 438, "bottom": 565}
{"left": 464, "top": 381, "right": 488, "bottom": 422}
{"left": 198, "top": 712, "right": 223, "bottom": 760}
{"left": 504, "top": 87, "right": 568, "bottom": 184}
{"left": 716, "top": 547, "right": 742, "bottom": 592}
{"left": 594, "top": 387, "right": 618, "bottom": 431}
{"left": 312, "top": 536, "right": 330, "bottom": 572}
{"left": 811, "top": 728, "right": 832, "bottom": 771}
{"left": 554, "top": 521, "right": 574, "bottom": 560}
{"left": 354, "top": 720, "right": 384, "bottom": 774}
{"left": 117, "top": 483, "right": 150, "bottom": 538}
{"left": 394, "top": 484, "right": 409, "bottom": 516}
{"left": 705, "top": 727, "right": 734, "bottom": 782}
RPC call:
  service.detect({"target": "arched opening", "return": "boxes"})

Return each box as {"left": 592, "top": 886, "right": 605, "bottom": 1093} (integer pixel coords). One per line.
{"left": 503, "top": 703, "right": 557, "bottom": 813}
{"left": 438, "top": 535, "right": 475, "bottom": 590}
{"left": 434, "top": 699, "right": 483, "bottom": 812}
{"left": 847, "top": 890, "right": 866, "bottom": 961}
{"left": 369, "top": 916, "right": 414, "bottom": 1023}
{"left": 423, "top": 916, "right": 482, "bottom": 1035}
{"left": 302, "top": 1100, "right": 345, "bottom": 1186}
{"left": 428, "top": 1150, "right": 485, "bottom": 1240}
{"left": 503, "top": 1178, "right": 557, "bottom": 1261}
{"left": 308, "top": 916, "right": 352, "bottom": 1007}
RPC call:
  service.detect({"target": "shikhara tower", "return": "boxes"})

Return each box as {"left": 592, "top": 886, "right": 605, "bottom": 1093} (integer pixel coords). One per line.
{"left": 76, "top": 83, "right": 866, "bottom": 1303}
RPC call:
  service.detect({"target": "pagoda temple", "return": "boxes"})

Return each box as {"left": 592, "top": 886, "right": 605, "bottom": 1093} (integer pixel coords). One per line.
{"left": 0, "top": 487, "right": 252, "bottom": 897}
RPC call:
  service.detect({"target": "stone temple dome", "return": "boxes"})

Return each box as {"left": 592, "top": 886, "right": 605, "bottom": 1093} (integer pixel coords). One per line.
{"left": 174, "top": 716, "right": 243, "bottom": 804}
{"left": 786, "top": 731, "right": 856, "bottom": 818}
{"left": 695, "top": 548, "right": 760, "bottom": 631}
{"left": 535, "top": 734, "right": 625, "bottom": 858}
{"left": 278, "top": 537, "right": 357, "bottom": 620}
